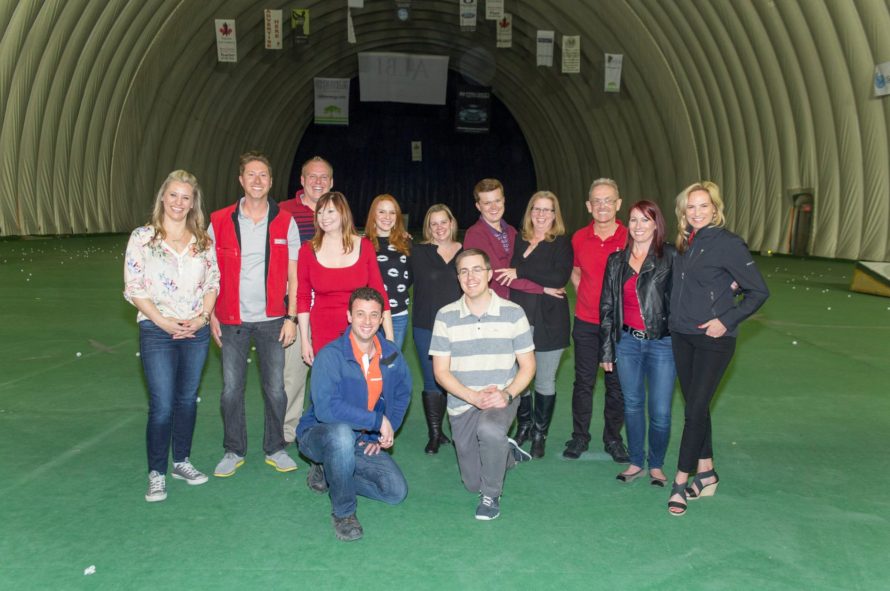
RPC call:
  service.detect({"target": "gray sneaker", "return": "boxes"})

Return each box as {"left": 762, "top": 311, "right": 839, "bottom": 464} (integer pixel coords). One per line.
{"left": 507, "top": 437, "right": 532, "bottom": 464}
{"left": 332, "top": 513, "right": 363, "bottom": 541}
{"left": 171, "top": 458, "right": 208, "bottom": 485}
{"left": 306, "top": 463, "right": 328, "bottom": 494}
{"left": 213, "top": 452, "right": 245, "bottom": 478}
{"left": 145, "top": 470, "right": 167, "bottom": 502}
{"left": 475, "top": 494, "right": 500, "bottom": 520}
{"left": 265, "top": 449, "right": 298, "bottom": 473}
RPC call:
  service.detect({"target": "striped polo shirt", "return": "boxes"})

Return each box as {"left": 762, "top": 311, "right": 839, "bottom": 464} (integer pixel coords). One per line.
{"left": 429, "top": 291, "right": 534, "bottom": 415}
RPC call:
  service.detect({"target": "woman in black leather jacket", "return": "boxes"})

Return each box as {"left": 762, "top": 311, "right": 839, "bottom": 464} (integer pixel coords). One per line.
{"left": 667, "top": 181, "right": 769, "bottom": 516}
{"left": 599, "top": 200, "right": 675, "bottom": 486}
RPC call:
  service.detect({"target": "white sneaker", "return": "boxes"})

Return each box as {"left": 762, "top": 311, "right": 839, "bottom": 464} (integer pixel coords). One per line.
{"left": 171, "top": 458, "right": 209, "bottom": 485}
{"left": 145, "top": 470, "right": 167, "bottom": 502}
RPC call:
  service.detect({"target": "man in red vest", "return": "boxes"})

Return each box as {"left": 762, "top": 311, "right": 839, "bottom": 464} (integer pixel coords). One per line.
{"left": 208, "top": 151, "right": 301, "bottom": 477}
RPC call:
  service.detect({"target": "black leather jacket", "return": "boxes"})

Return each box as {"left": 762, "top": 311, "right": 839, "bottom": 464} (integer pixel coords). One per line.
{"left": 599, "top": 244, "right": 675, "bottom": 363}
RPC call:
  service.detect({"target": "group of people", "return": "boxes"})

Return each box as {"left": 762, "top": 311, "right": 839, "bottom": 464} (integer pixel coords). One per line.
{"left": 124, "top": 151, "right": 769, "bottom": 542}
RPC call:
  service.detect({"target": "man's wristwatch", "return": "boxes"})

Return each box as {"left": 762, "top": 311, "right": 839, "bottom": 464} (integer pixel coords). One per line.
{"left": 504, "top": 391, "right": 514, "bottom": 404}
{"left": 285, "top": 314, "right": 298, "bottom": 324}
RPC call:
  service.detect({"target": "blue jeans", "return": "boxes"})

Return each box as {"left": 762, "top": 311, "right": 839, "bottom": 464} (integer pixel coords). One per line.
{"left": 219, "top": 319, "right": 287, "bottom": 456}
{"left": 615, "top": 334, "right": 675, "bottom": 469}
{"left": 390, "top": 312, "right": 409, "bottom": 350}
{"left": 412, "top": 327, "right": 440, "bottom": 392}
{"left": 298, "top": 423, "right": 408, "bottom": 518}
{"left": 140, "top": 321, "right": 210, "bottom": 474}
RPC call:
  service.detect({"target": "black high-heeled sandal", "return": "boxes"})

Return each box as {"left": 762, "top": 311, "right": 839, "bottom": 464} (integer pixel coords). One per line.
{"left": 686, "top": 469, "right": 719, "bottom": 500}
{"left": 668, "top": 481, "right": 688, "bottom": 516}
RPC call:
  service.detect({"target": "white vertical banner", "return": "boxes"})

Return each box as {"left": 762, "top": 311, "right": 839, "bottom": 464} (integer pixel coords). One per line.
{"left": 215, "top": 19, "right": 237, "bottom": 63}
{"left": 496, "top": 14, "right": 512, "bottom": 48}
{"left": 411, "top": 141, "right": 423, "bottom": 162}
{"left": 561, "top": 35, "right": 581, "bottom": 74}
{"left": 486, "top": 0, "right": 504, "bottom": 20}
{"left": 348, "top": 0, "right": 364, "bottom": 7}
{"left": 264, "top": 9, "right": 283, "bottom": 49}
{"left": 604, "top": 53, "right": 623, "bottom": 92}
{"left": 536, "top": 30, "right": 554, "bottom": 67}
{"left": 875, "top": 61, "right": 890, "bottom": 97}
{"left": 347, "top": 8, "right": 356, "bottom": 44}
{"left": 314, "top": 78, "right": 350, "bottom": 125}
{"left": 460, "top": 0, "right": 477, "bottom": 32}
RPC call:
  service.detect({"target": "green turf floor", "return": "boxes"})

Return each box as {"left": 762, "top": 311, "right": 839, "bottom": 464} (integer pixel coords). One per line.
{"left": 1, "top": 236, "right": 888, "bottom": 590}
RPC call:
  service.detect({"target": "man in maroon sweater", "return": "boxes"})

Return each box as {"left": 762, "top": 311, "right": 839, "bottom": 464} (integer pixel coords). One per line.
{"left": 278, "top": 156, "right": 333, "bottom": 444}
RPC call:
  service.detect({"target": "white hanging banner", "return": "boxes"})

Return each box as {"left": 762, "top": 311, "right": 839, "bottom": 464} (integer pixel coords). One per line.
{"left": 486, "top": 0, "right": 504, "bottom": 20}
{"left": 347, "top": 8, "right": 356, "bottom": 44}
{"left": 358, "top": 52, "right": 450, "bottom": 105}
{"left": 496, "top": 14, "right": 512, "bottom": 48}
{"left": 314, "top": 78, "right": 350, "bottom": 125}
{"left": 264, "top": 10, "right": 283, "bottom": 49}
{"left": 215, "top": 19, "right": 237, "bottom": 62}
{"left": 536, "top": 30, "right": 554, "bottom": 67}
{"left": 460, "top": 0, "right": 477, "bottom": 32}
{"left": 875, "top": 61, "right": 890, "bottom": 97}
{"left": 561, "top": 35, "right": 581, "bottom": 74}
{"left": 411, "top": 141, "right": 423, "bottom": 162}
{"left": 292, "top": 8, "right": 310, "bottom": 44}
{"left": 604, "top": 53, "right": 623, "bottom": 92}
{"left": 348, "top": 0, "right": 364, "bottom": 7}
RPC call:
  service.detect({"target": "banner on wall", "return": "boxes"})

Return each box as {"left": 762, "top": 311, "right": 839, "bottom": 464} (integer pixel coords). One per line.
{"left": 561, "top": 35, "right": 581, "bottom": 74}
{"left": 215, "top": 19, "right": 237, "bottom": 62}
{"left": 460, "top": 0, "right": 477, "bottom": 32}
{"left": 604, "top": 53, "right": 623, "bottom": 92}
{"left": 875, "top": 61, "right": 890, "bottom": 97}
{"left": 314, "top": 78, "right": 350, "bottom": 125}
{"left": 455, "top": 86, "right": 491, "bottom": 134}
{"left": 291, "top": 9, "right": 310, "bottom": 44}
{"left": 496, "top": 14, "right": 512, "bottom": 48}
{"left": 486, "top": 0, "right": 504, "bottom": 20}
{"left": 358, "top": 52, "right": 449, "bottom": 105}
{"left": 348, "top": 0, "right": 364, "bottom": 7}
{"left": 536, "top": 31, "right": 554, "bottom": 67}
{"left": 264, "top": 10, "right": 282, "bottom": 49}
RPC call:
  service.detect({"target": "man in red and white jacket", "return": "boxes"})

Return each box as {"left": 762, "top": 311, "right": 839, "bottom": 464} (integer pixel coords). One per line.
{"left": 208, "top": 151, "right": 301, "bottom": 478}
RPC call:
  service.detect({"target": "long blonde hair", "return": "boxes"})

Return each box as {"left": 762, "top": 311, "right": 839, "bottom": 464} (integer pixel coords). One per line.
{"left": 675, "top": 181, "right": 726, "bottom": 253}
{"left": 521, "top": 190, "right": 565, "bottom": 242}
{"left": 149, "top": 170, "right": 211, "bottom": 252}
{"left": 365, "top": 194, "right": 411, "bottom": 256}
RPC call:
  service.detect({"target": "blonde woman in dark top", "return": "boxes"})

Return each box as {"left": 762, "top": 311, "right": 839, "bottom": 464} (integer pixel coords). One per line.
{"left": 409, "top": 204, "right": 462, "bottom": 454}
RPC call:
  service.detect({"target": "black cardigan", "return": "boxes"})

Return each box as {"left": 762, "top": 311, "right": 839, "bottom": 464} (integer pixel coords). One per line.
{"left": 508, "top": 234, "right": 573, "bottom": 352}
{"left": 409, "top": 243, "right": 463, "bottom": 330}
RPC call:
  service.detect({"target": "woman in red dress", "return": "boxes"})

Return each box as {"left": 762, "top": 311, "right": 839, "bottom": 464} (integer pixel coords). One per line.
{"left": 297, "top": 192, "right": 392, "bottom": 364}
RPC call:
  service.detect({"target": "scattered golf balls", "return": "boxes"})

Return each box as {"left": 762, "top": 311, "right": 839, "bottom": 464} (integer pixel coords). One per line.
{"left": 76, "top": 352, "right": 82, "bottom": 357}
{"left": 792, "top": 341, "right": 798, "bottom": 345}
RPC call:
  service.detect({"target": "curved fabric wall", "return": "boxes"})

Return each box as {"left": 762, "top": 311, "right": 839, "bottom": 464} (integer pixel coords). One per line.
{"left": 1, "top": 0, "right": 889, "bottom": 261}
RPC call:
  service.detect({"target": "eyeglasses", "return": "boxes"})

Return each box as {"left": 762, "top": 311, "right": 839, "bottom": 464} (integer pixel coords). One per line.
{"left": 531, "top": 207, "right": 554, "bottom": 215}
{"left": 591, "top": 198, "right": 617, "bottom": 207}
{"left": 457, "top": 266, "right": 490, "bottom": 278}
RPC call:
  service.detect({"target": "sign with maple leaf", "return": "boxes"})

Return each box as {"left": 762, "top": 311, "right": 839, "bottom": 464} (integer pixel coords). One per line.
{"left": 496, "top": 13, "right": 512, "bottom": 48}
{"left": 214, "top": 19, "right": 237, "bottom": 62}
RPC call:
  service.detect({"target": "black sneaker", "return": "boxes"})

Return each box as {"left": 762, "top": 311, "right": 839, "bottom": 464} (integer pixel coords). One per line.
{"left": 332, "top": 513, "right": 363, "bottom": 541}
{"left": 507, "top": 437, "right": 532, "bottom": 464}
{"left": 475, "top": 495, "right": 501, "bottom": 520}
{"left": 605, "top": 440, "right": 630, "bottom": 464}
{"left": 306, "top": 463, "right": 328, "bottom": 494}
{"left": 562, "top": 437, "right": 589, "bottom": 459}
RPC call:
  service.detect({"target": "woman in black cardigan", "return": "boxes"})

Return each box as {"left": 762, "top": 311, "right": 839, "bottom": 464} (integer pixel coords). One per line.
{"left": 495, "top": 191, "right": 573, "bottom": 458}
{"left": 667, "top": 181, "right": 769, "bottom": 516}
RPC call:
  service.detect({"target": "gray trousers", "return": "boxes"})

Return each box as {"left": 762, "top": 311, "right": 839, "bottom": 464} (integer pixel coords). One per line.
{"left": 282, "top": 326, "right": 309, "bottom": 443}
{"left": 450, "top": 397, "right": 519, "bottom": 498}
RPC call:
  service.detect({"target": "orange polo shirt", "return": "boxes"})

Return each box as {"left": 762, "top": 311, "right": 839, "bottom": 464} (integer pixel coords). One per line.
{"left": 349, "top": 333, "right": 383, "bottom": 411}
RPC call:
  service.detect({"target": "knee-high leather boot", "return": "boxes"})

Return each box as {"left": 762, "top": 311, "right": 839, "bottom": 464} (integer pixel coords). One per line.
{"left": 530, "top": 392, "right": 556, "bottom": 459}
{"left": 513, "top": 393, "right": 533, "bottom": 446}
{"left": 422, "top": 391, "right": 449, "bottom": 454}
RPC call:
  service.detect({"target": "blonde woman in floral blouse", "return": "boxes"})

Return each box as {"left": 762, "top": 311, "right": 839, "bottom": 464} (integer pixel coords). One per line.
{"left": 124, "top": 170, "right": 220, "bottom": 502}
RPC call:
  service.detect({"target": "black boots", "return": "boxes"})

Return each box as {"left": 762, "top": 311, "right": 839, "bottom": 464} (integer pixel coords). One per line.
{"left": 530, "top": 392, "right": 556, "bottom": 459}
{"left": 513, "top": 394, "right": 533, "bottom": 446}
{"left": 422, "top": 391, "right": 451, "bottom": 454}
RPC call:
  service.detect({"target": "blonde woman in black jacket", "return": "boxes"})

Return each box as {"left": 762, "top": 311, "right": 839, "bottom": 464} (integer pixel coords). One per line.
{"left": 599, "top": 201, "right": 675, "bottom": 487}
{"left": 667, "top": 182, "right": 769, "bottom": 516}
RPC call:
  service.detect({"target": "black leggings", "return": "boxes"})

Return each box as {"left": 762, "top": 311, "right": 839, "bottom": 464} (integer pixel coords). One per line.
{"left": 671, "top": 332, "right": 736, "bottom": 473}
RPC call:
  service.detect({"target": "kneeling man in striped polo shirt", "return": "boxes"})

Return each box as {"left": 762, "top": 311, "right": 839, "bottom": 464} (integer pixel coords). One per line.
{"left": 430, "top": 248, "right": 536, "bottom": 520}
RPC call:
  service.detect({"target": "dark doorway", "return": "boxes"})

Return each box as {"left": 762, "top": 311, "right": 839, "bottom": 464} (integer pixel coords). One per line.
{"left": 288, "top": 71, "right": 536, "bottom": 232}
{"left": 790, "top": 192, "right": 814, "bottom": 256}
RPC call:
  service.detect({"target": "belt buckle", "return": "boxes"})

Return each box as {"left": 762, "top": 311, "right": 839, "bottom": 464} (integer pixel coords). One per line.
{"left": 631, "top": 328, "right": 647, "bottom": 340}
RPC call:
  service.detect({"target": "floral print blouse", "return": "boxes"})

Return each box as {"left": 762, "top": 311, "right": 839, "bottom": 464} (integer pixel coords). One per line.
{"left": 124, "top": 226, "right": 220, "bottom": 323}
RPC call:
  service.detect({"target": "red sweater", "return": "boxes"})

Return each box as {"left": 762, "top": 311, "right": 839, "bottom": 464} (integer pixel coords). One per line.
{"left": 571, "top": 220, "right": 627, "bottom": 324}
